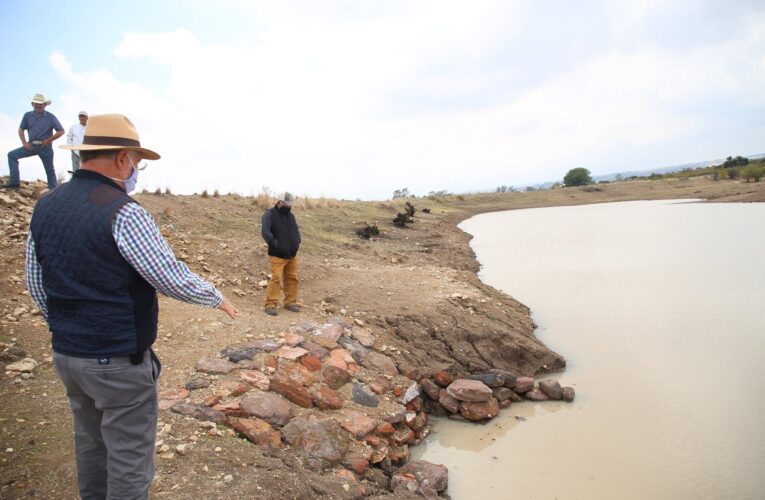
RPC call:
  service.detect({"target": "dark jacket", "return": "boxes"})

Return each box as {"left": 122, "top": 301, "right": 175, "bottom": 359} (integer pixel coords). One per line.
{"left": 261, "top": 205, "right": 301, "bottom": 259}
{"left": 29, "top": 170, "right": 158, "bottom": 357}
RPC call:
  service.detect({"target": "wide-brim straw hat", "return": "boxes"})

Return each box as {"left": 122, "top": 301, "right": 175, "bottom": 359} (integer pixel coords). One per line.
{"left": 31, "top": 93, "right": 52, "bottom": 105}
{"left": 60, "top": 113, "right": 160, "bottom": 160}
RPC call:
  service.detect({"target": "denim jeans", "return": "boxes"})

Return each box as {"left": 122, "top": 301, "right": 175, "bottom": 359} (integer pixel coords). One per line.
{"left": 7, "top": 143, "right": 57, "bottom": 188}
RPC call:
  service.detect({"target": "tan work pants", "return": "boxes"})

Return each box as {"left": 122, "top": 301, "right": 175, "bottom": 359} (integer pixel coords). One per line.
{"left": 265, "top": 256, "right": 299, "bottom": 308}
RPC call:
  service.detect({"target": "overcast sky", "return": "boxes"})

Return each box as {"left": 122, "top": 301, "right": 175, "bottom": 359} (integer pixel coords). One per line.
{"left": 1, "top": 0, "right": 763, "bottom": 199}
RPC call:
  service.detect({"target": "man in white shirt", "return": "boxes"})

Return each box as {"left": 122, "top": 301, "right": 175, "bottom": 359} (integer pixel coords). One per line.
{"left": 66, "top": 111, "right": 88, "bottom": 172}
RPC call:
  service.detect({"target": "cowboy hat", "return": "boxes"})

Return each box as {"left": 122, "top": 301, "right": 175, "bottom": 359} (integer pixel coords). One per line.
{"left": 60, "top": 113, "right": 160, "bottom": 160}
{"left": 31, "top": 93, "right": 52, "bottom": 105}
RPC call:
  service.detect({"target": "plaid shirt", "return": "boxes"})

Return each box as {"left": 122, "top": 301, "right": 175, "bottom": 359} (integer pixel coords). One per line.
{"left": 26, "top": 203, "right": 222, "bottom": 320}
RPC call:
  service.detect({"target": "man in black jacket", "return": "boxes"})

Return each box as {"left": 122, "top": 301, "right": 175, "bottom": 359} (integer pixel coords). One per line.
{"left": 261, "top": 192, "right": 301, "bottom": 315}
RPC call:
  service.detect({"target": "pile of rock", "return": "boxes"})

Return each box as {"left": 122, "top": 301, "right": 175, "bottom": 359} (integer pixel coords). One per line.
{"left": 163, "top": 318, "right": 437, "bottom": 489}
{"left": 416, "top": 370, "right": 575, "bottom": 422}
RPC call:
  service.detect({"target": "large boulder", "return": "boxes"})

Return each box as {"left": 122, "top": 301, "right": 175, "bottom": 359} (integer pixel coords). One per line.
{"left": 514, "top": 376, "right": 534, "bottom": 393}
{"left": 227, "top": 417, "right": 282, "bottom": 448}
{"left": 240, "top": 390, "right": 293, "bottom": 426}
{"left": 538, "top": 379, "right": 562, "bottom": 400}
{"left": 282, "top": 414, "right": 354, "bottom": 465}
{"left": 458, "top": 398, "right": 499, "bottom": 421}
{"left": 445, "top": 379, "right": 493, "bottom": 402}
{"left": 363, "top": 351, "right": 398, "bottom": 376}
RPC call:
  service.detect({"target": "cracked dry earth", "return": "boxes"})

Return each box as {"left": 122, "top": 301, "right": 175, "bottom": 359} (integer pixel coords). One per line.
{"left": 0, "top": 181, "right": 566, "bottom": 499}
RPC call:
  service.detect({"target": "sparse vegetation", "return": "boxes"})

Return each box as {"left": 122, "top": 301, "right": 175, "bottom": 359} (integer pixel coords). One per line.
{"left": 356, "top": 222, "right": 380, "bottom": 239}
{"left": 392, "top": 188, "right": 411, "bottom": 199}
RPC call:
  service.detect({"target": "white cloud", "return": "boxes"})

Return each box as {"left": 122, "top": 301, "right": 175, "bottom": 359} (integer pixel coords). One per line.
{"left": 5, "top": 2, "right": 764, "bottom": 196}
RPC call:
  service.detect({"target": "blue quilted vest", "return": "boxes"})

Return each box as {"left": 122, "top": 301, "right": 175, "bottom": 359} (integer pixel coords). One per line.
{"left": 29, "top": 170, "right": 158, "bottom": 357}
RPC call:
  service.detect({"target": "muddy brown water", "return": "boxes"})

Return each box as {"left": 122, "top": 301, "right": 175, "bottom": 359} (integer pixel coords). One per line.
{"left": 413, "top": 200, "right": 765, "bottom": 499}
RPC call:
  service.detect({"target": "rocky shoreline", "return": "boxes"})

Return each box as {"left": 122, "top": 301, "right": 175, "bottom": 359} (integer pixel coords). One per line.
{"left": 153, "top": 316, "right": 576, "bottom": 498}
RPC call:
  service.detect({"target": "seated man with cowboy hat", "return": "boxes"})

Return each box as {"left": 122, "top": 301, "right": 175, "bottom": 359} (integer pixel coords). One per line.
{"left": 26, "top": 113, "right": 239, "bottom": 498}
{"left": 4, "top": 93, "right": 64, "bottom": 190}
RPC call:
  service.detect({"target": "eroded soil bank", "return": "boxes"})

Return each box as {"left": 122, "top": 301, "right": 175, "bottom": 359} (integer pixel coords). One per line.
{"left": 1, "top": 176, "right": 763, "bottom": 498}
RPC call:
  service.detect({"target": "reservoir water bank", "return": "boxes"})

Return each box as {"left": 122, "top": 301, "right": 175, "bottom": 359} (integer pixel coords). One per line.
{"left": 415, "top": 200, "right": 765, "bottom": 499}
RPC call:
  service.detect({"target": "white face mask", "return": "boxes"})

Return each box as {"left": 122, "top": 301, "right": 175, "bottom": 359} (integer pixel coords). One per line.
{"left": 108, "top": 155, "right": 141, "bottom": 193}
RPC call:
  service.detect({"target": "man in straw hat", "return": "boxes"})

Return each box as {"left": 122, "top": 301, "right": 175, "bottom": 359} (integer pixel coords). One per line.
{"left": 66, "top": 110, "right": 89, "bottom": 173}
{"left": 261, "top": 192, "right": 301, "bottom": 315}
{"left": 3, "top": 93, "right": 64, "bottom": 190}
{"left": 26, "top": 113, "right": 239, "bottom": 498}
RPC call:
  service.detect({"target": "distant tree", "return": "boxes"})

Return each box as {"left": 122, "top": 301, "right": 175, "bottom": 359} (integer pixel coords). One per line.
{"left": 563, "top": 168, "right": 593, "bottom": 187}
{"left": 723, "top": 156, "right": 749, "bottom": 168}
{"left": 614, "top": 173, "right": 623, "bottom": 182}
{"left": 741, "top": 164, "right": 764, "bottom": 182}
{"left": 392, "top": 188, "right": 410, "bottom": 199}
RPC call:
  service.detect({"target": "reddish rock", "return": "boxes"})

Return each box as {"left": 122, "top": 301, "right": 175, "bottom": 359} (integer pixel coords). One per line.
{"left": 525, "top": 388, "right": 550, "bottom": 401}
{"left": 239, "top": 370, "right": 270, "bottom": 391}
{"left": 282, "top": 414, "right": 353, "bottom": 463}
{"left": 369, "top": 377, "right": 391, "bottom": 395}
{"left": 215, "top": 380, "right": 245, "bottom": 397}
{"left": 284, "top": 332, "right": 305, "bottom": 346}
{"left": 276, "top": 361, "right": 319, "bottom": 387}
{"left": 420, "top": 378, "right": 441, "bottom": 400}
{"left": 196, "top": 357, "right": 235, "bottom": 374}
{"left": 316, "top": 323, "right": 344, "bottom": 341}
{"left": 340, "top": 411, "right": 378, "bottom": 438}
{"left": 311, "top": 384, "right": 344, "bottom": 410}
{"left": 438, "top": 390, "right": 460, "bottom": 413}
{"left": 300, "top": 354, "right": 323, "bottom": 372}
{"left": 311, "top": 336, "right": 339, "bottom": 350}
{"left": 388, "top": 444, "right": 410, "bottom": 465}
{"left": 346, "top": 458, "right": 370, "bottom": 475}
{"left": 432, "top": 371, "right": 454, "bottom": 387}
{"left": 459, "top": 398, "right": 499, "bottom": 421}
{"left": 325, "top": 356, "right": 348, "bottom": 371}
{"left": 203, "top": 394, "right": 222, "bottom": 407}
{"left": 514, "top": 376, "right": 534, "bottom": 393}
{"left": 329, "top": 348, "right": 355, "bottom": 364}
{"left": 375, "top": 422, "right": 395, "bottom": 436}
{"left": 364, "top": 434, "right": 384, "bottom": 447}
{"left": 269, "top": 378, "right": 313, "bottom": 408}
{"left": 363, "top": 352, "right": 398, "bottom": 376}
{"left": 159, "top": 387, "right": 189, "bottom": 400}
{"left": 392, "top": 426, "right": 414, "bottom": 446}
{"left": 392, "top": 387, "right": 403, "bottom": 397}
{"left": 370, "top": 445, "right": 389, "bottom": 464}
{"left": 446, "top": 379, "right": 493, "bottom": 402}
{"left": 335, "top": 469, "right": 357, "bottom": 482}
{"left": 264, "top": 355, "right": 278, "bottom": 370}
{"left": 561, "top": 386, "right": 576, "bottom": 402}
{"left": 275, "top": 346, "right": 309, "bottom": 361}
{"left": 212, "top": 401, "right": 243, "bottom": 415}
{"left": 405, "top": 396, "right": 423, "bottom": 413}
{"left": 323, "top": 365, "right": 351, "bottom": 390}
{"left": 227, "top": 417, "right": 282, "bottom": 448}
{"left": 499, "top": 399, "right": 512, "bottom": 409}
{"left": 391, "top": 460, "right": 449, "bottom": 498}
{"left": 347, "top": 362, "right": 361, "bottom": 374}
{"left": 407, "top": 412, "right": 429, "bottom": 432}
{"left": 538, "top": 379, "right": 563, "bottom": 400}
{"left": 240, "top": 390, "right": 293, "bottom": 426}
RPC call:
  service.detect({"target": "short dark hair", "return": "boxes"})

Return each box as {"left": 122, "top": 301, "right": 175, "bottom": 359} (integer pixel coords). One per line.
{"left": 79, "top": 150, "right": 118, "bottom": 164}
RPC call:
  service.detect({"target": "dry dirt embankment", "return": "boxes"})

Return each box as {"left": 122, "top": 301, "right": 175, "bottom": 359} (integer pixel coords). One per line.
{"left": 0, "top": 176, "right": 763, "bottom": 498}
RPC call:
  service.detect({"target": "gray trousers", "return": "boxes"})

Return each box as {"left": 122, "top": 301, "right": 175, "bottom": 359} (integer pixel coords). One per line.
{"left": 53, "top": 350, "right": 161, "bottom": 500}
